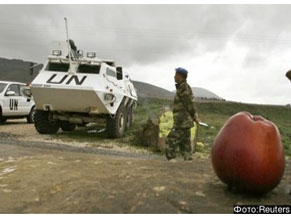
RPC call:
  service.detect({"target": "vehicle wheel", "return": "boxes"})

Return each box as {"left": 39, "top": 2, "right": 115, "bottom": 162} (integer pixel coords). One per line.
{"left": 126, "top": 106, "right": 133, "bottom": 130}
{"left": 60, "top": 121, "right": 76, "bottom": 132}
{"left": 106, "top": 104, "right": 127, "bottom": 138}
{"left": 27, "top": 106, "right": 35, "bottom": 124}
{"left": 34, "top": 110, "right": 59, "bottom": 134}
{"left": 0, "top": 107, "right": 6, "bottom": 124}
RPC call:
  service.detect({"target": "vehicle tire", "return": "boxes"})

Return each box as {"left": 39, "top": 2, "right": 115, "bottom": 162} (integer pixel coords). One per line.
{"left": 34, "top": 110, "right": 59, "bottom": 134}
{"left": 0, "top": 107, "right": 6, "bottom": 124}
{"left": 126, "top": 106, "right": 133, "bottom": 130}
{"left": 60, "top": 121, "right": 76, "bottom": 132}
{"left": 106, "top": 104, "right": 127, "bottom": 138}
{"left": 26, "top": 106, "right": 35, "bottom": 124}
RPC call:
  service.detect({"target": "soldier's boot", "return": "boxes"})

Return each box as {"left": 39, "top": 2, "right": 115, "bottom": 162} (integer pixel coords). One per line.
{"left": 165, "top": 148, "right": 177, "bottom": 161}
{"left": 182, "top": 151, "right": 193, "bottom": 161}
{"left": 184, "top": 156, "right": 193, "bottom": 161}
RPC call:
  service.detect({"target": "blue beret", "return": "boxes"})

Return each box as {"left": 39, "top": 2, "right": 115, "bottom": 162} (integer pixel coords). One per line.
{"left": 175, "top": 67, "right": 188, "bottom": 76}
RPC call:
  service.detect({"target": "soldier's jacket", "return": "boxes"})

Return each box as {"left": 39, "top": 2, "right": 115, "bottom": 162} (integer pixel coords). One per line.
{"left": 173, "top": 80, "right": 197, "bottom": 129}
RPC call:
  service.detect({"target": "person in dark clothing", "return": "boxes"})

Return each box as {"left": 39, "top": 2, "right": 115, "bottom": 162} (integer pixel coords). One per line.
{"left": 165, "top": 67, "right": 200, "bottom": 161}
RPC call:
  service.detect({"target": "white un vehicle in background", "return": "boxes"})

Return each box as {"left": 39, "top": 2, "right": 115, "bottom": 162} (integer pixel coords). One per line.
{"left": 0, "top": 81, "right": 35, "bottom": 124}
{"left": 23, "top": 40, "right": 137, "bottom": 138}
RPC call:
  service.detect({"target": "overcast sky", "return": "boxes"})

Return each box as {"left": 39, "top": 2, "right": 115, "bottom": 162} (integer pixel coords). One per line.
{"left": 0, "top": 4, "right": 291, "bottom": 105}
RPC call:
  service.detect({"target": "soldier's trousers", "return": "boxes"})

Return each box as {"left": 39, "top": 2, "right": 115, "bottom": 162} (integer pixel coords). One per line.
{"left": 165, "top": 127, "right": 192, "bottom": 160}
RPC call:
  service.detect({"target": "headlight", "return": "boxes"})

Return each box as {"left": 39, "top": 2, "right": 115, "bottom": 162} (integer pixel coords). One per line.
{"left": 87, "top": 52, "right": 96, "bottom": 58}
{"left": 104, "top": 93, "right": 115, "bottom": 101}
{"left": 52, "top": 50, "right": 62, "bottom": 56}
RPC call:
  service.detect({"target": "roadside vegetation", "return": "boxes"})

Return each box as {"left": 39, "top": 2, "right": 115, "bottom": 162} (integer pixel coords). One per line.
{"left": 52, "top": 98, "right": 291, "bottom": 156}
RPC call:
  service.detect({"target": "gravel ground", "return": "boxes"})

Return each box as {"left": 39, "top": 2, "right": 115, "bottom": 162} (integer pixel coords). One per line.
{"left": 0, "top": 119, "right": 290, "bottom": 213}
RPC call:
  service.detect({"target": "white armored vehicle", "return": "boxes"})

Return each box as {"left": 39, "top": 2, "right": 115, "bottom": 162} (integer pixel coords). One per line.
{"left": 25, "top": 40, "right": 137, "bottom": 138}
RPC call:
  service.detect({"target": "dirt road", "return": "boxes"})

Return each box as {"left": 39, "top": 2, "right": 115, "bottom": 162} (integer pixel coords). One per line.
{"left": 0, "top": 120, "right": 290, "bottom": 213}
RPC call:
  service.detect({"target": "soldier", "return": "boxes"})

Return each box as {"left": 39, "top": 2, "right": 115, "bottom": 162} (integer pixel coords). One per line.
{"left": 165, "top": 67, "right": 200, "bottom": 161}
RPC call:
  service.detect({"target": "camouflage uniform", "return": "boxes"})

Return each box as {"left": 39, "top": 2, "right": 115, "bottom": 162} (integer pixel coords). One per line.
{"left": 165, "top": 79, "right": 198, "bottom": 160}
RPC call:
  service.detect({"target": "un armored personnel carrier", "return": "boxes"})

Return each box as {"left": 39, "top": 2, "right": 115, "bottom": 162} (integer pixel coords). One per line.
{"left": 25, "top": 40, "right": 137, "bottom": 138}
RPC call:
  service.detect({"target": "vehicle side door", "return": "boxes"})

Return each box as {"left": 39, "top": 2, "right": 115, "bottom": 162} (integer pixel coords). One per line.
{"left": 2, "top": 84, "right": 30, "bottom": 116}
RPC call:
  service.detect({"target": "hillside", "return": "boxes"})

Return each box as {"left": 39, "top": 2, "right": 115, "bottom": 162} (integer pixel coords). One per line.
{"left": 0, "top": 57, "right": 33, "bottom": 83}
{"left": 133, "top": 81, "right": 224, "bottom": 101}
{"left": 132, "top": 81, "right": 174, "bottom": 100}
{"left": 0, "top": 57, "right": 42, "bottom": 83}
{"left": 192, "top": 87, "right": 223, "bottom": 100}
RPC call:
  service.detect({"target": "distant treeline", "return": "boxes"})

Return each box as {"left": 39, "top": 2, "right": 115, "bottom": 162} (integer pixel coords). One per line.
{"left": 197, "top": 97, "right": 226, "bottom": 102}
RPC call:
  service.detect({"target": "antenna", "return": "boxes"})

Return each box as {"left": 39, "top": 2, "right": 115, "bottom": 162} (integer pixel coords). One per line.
{"left": 64, "top": 17, "right": 73, "bottom": 74}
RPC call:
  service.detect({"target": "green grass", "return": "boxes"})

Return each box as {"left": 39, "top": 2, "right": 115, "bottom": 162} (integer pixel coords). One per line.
{"left": 196, "top": 101, "right": 291, "bottom": 156}
{"left": 53, "top": 98, "right": 291, "bottom": 156}
{"left": 132, "top": 98, "right": 291, "bottom": 156}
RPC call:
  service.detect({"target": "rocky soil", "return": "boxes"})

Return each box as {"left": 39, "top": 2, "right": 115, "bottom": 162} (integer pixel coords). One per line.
{"left": 0, "top": 120, "right": 290, "bottom": 213}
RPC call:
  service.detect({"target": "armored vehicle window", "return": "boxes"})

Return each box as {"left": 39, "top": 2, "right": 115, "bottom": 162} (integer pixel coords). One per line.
{"left": 46, "top": 62, "right": 69, "bottom": 72}
{"left": 106, "top": 68, "right": 116, "bottom": 77}
{"left": 105, "top": 61, "right": 115, "bottom": 66}
{"left": 77, "top": 64, "right": 100, "bottom": 74}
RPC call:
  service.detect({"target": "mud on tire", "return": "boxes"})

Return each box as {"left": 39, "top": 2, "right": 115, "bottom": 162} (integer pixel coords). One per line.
{"left": 106, "top": 105, "right": 127, "bottom": 138}
{"left": 34, "top": 110, "right": 60, "bottom": 134}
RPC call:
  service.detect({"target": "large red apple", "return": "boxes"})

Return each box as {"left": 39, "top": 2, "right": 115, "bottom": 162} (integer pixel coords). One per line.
{"left": 211, "top": 111, "right": 285, "bottom": 194}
